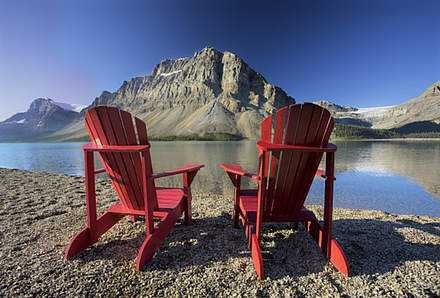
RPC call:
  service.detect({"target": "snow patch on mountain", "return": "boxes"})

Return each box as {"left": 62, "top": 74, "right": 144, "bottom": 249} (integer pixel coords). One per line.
{"left": 53, "top": 101, "right": 86, "bottom": 113}
{"left": 159, "top": 70, "right": 182, "bottom": 77}
{"left": 353, "top": 106, "right": 395, "bottom": 117}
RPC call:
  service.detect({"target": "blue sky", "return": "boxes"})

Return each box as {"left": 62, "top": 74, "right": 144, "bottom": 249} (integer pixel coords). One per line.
{"left": 0, "top": 0, "right": 438, "bottom": 120}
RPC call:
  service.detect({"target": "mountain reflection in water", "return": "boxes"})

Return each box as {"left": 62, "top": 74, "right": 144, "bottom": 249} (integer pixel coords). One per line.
{"left": 0, "top": 140, "right": 439, "bottom": 216}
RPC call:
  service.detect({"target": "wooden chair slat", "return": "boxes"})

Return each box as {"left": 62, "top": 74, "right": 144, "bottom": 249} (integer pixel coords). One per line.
{"left": 287, "top": 104, "right": 324, "bottom": 213}
{"left": 120, "top": 110, "right": 146, "bottom": 209}
{"left": 65, "top": 106, "right": 203, "bottom": 271}
{"left": 135, "top": 116, "right": 158, "bottom": 208}
{"left": 106, "top": 107, "right": 144, "bottom": 210}
{"left": 219, "top": 103, "right": 350, "bottom": 278}
{"left": 94, "top": 107, "right": 139, "bottom": 210}
{"left": 272, "top": 104, "right": 301, "bottom": 214}
{"left": 266, "top": 106, "right": 288, "bottom": 213}
{"left": 85, "top": 109, "right": 132, "bottom": 209}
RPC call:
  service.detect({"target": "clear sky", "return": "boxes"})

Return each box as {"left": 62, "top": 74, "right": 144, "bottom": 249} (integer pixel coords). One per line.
{"left": 0, "top": 0, "right": 438, "bottom": 120}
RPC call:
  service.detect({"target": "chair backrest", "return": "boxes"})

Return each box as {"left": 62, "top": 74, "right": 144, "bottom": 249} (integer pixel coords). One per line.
{"left": 84, "top": 106, "right": 157, "bottom": 211}
{"left": 259, "top": 103, "right": 334, "bottom": 220}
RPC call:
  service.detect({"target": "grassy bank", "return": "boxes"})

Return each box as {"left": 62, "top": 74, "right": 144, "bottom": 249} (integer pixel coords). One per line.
{"left": 333, "top": 123, "right": 440, "bottom": 140}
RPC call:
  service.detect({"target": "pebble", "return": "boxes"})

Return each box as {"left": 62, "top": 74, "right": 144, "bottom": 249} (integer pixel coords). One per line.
{"left": 0, "top": 168, "right": 439, "bottom": 296}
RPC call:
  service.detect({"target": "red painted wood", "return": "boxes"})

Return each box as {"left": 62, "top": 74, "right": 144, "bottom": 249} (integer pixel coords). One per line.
{"left": 219, "top": 103, "right": 350, "bottom": 278}
{"left": 64, "top": 210, "right": 124, "bottom": 259}
{"left": 272, "top": 104, "right": 301, "bottom": 214}
{"left": 218, "top": 163, "right": 259, "bottom": 180}
{"left": 85, "top": 110, "right": 127, "bottom": 209}
{"left": 282, "top": 104, "right": 314, "bottom": 214}
{"left": 136, "top": 117, "right": 158, "bottom": 209}
{"left": 260, "top": 116, "right": 272, "bottom": 177}
{"left": 323, "top": 151, "right": 335, "bottom": 256}
{"left": 141, "top": 150, "right": 155, "bottom": 235}
{"left": 107, "top": 107, "right": 144, "bottom": 209}
{"left": 84, "top": 150, "right": 97, "bottom": 231}
{"left": 65, "top": 106, "right": 203, "bottom": 271}
{"left": 153, "top": 163, "right": 204, "bottom": 179}
{"left": 96, "top": 107, "right": 140, "bottom": 210}
{"left": 255, "top": 153, "right": 266, "bottom": 239}
{"left": 233, "top": 174, "right": 241, "bottom": 228}
{"left": 87, "top": 108, "right": 134, "bottom": 209}
{"left": 83, "top": 143, "right": 150, "bottom": 152}
{"left": 330, "top": 239, "right": 351, "bottom": 276}
{"left": 119, "top": 110, "right": 144, "bottom": 205}
{"left": 251, "top": 234, "right": 264, "bottom": 279}
{"left": 266, "top": 106, "right": 288, "bottom": 212}
{"left": 288, "top": 104, "right": 324, "bottom": 214}
{"left": 136, "top": 211, "right": 179, "bottom": 270}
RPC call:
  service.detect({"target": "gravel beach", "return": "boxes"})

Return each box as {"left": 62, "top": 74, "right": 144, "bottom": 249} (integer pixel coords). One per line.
{"left": 0, "top": 168, "right": 439, "bottom": 297}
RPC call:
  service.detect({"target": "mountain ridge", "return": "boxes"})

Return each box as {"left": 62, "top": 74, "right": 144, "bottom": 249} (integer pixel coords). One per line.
{"left": 313, "top": 80, "right": 440, "bottom": 130}
{"left": 0, "top": 98, "right": 81, "bottom": 141}
{"left": 49, "top": 47, "right": 295, "bottom": 141}
{"left": 0, "top": 47, "right": 439, "bottom": 142}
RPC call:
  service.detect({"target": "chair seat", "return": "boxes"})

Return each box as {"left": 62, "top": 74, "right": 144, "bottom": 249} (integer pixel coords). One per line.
{"left": 156, "top": 187, "right": 185, "bottom": 210}
{"left": 239, "top": 189, "right": 317, "bottom": 223}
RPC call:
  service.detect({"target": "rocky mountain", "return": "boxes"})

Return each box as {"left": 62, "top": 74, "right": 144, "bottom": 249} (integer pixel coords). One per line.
{"left": 0, "top": 98, "right": 81, "bottom": 141}
{"left": 2, "top": 47, "right": 438, "bottom": 142}
{"left": 314, "top": 80, "right": 440, "bottom": 130}
{"left": 313, "top": 100, "right": 357, "bottom": 114}
{"left": 51, "top": 47, "right": 294, "bottom": 140}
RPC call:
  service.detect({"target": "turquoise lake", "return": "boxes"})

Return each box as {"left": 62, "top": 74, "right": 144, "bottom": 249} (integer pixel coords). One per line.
{"left": 0, "top": 140, "right": 439, "bottom": 216}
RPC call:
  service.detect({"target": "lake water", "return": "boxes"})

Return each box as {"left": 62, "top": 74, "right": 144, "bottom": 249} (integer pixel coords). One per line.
{"left": 0, "top": 140, "right": 439, "bottom": 217}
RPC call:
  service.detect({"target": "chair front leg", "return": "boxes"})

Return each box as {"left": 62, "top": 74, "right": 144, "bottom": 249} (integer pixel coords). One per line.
{"left": 182, "top": 174, "right": 192, "bottom": 225}
{"left": 141, "top": 150, "right": 155, "bottom": 235}
{"left": 323, "top": 151, "right": 335, "bottom": 257}
{"left": 233, "top": 174, "right": 242, "bottom": 228}
{"left": 224, "top": 172, "right": 242, "bottom": 228}
{"left": 182, "top": 171, "right": 198, "bottom": 225}
{"left": 84, "top": 150, "right": 97, "bottom": 235}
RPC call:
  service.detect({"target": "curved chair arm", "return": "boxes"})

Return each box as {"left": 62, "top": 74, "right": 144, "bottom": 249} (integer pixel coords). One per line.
{"left": 315, "top": 169, "right": 336, "bottom": 180}
{"left": 257, "top": 141, "right": 337, "bottom": 153}
{"left": 218, "top": 163, "right": 260, "bottom": 185}
{"left": 83, "top": 142, "right": 150, "bottom": 152}
{"left": 152, "top": 163, "right": 204, "bottom": 179}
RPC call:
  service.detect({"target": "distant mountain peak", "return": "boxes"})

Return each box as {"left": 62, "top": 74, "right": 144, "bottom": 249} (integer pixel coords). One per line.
{"left": 423, "top": 80, "right": 440, "bottom": 97}
{"left": 27, "top": 98, "right": 86, "bottom": 114}
{"left": 313, "top": 100, "right": 357, "bottom": 114}
{"left": 0, "top": 98, "right": 82, "bottom": 141}
{"left": 84, "top": 47, "right": 294, "bottom": 139}
{"left": 314, "top": 80, "right": 440, "bottom": 130}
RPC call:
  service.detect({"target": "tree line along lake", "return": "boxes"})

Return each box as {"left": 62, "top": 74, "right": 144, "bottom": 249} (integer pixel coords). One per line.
{"left": 0, "top": 140, "right": 439, "bottom": 217}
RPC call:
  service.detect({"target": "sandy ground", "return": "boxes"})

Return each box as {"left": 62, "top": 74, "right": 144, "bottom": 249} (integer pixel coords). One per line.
{"left": 0, "top": 168, "right": 439, "bottom": 297}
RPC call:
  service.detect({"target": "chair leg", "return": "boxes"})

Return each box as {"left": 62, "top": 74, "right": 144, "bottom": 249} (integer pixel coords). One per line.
{"left": 64, "top": 211, "right": 123, "bottom": 259}
{"left": 251, "top": 234, "right": 265, "bottom": 279}
{"left": 184, "top": 194, "right": 193, "bottom": 225}
{"left": 304, "top": 218, "right": 351, "bottom": 276}
{"left": 136, "top": 211, "right": 178, "bottom": 271}
{"left": 233, "top": 207, "right": 240, "bottom": 228}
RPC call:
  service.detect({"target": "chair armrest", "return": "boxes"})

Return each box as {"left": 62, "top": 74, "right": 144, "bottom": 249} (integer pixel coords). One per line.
{"left": 152, "top": 163, "right": 204, "bottom": 179}
{"left": 315, "top": 169, "right": 336, "bottom": 180}
{"left": 218, "top": 163, "right": 260, "bottom": 181}
{"left": 257, "top": 141, "right": 337, "bottom": 153}
{"left": 83, "top": 143, "right": 150, "bottom": 152}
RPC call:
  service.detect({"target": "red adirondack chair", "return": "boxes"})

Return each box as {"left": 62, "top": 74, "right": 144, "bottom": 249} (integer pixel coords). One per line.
{"left": 219, "top": 103, "right": 350, "bottom": 279}
{"left": 64, "top": 106, "right": 204, "bottom": 270}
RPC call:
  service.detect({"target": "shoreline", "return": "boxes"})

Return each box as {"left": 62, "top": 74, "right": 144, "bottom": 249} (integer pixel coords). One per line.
{"left": 0, "top": 168, "right": 439, "bottom": 296}
{"left": 1, "top": 137, "right": 440, "bottom": 144}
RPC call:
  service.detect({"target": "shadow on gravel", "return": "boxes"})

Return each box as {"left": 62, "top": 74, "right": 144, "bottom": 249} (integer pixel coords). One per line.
{"left": 70, "top": 215, "right": 440, "bottom": 279}
{"left": 72, "top": 213, "right": 250, "bottom": 270}
{"left": 333, "top": 218, "right": 440, "bottom": 276}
